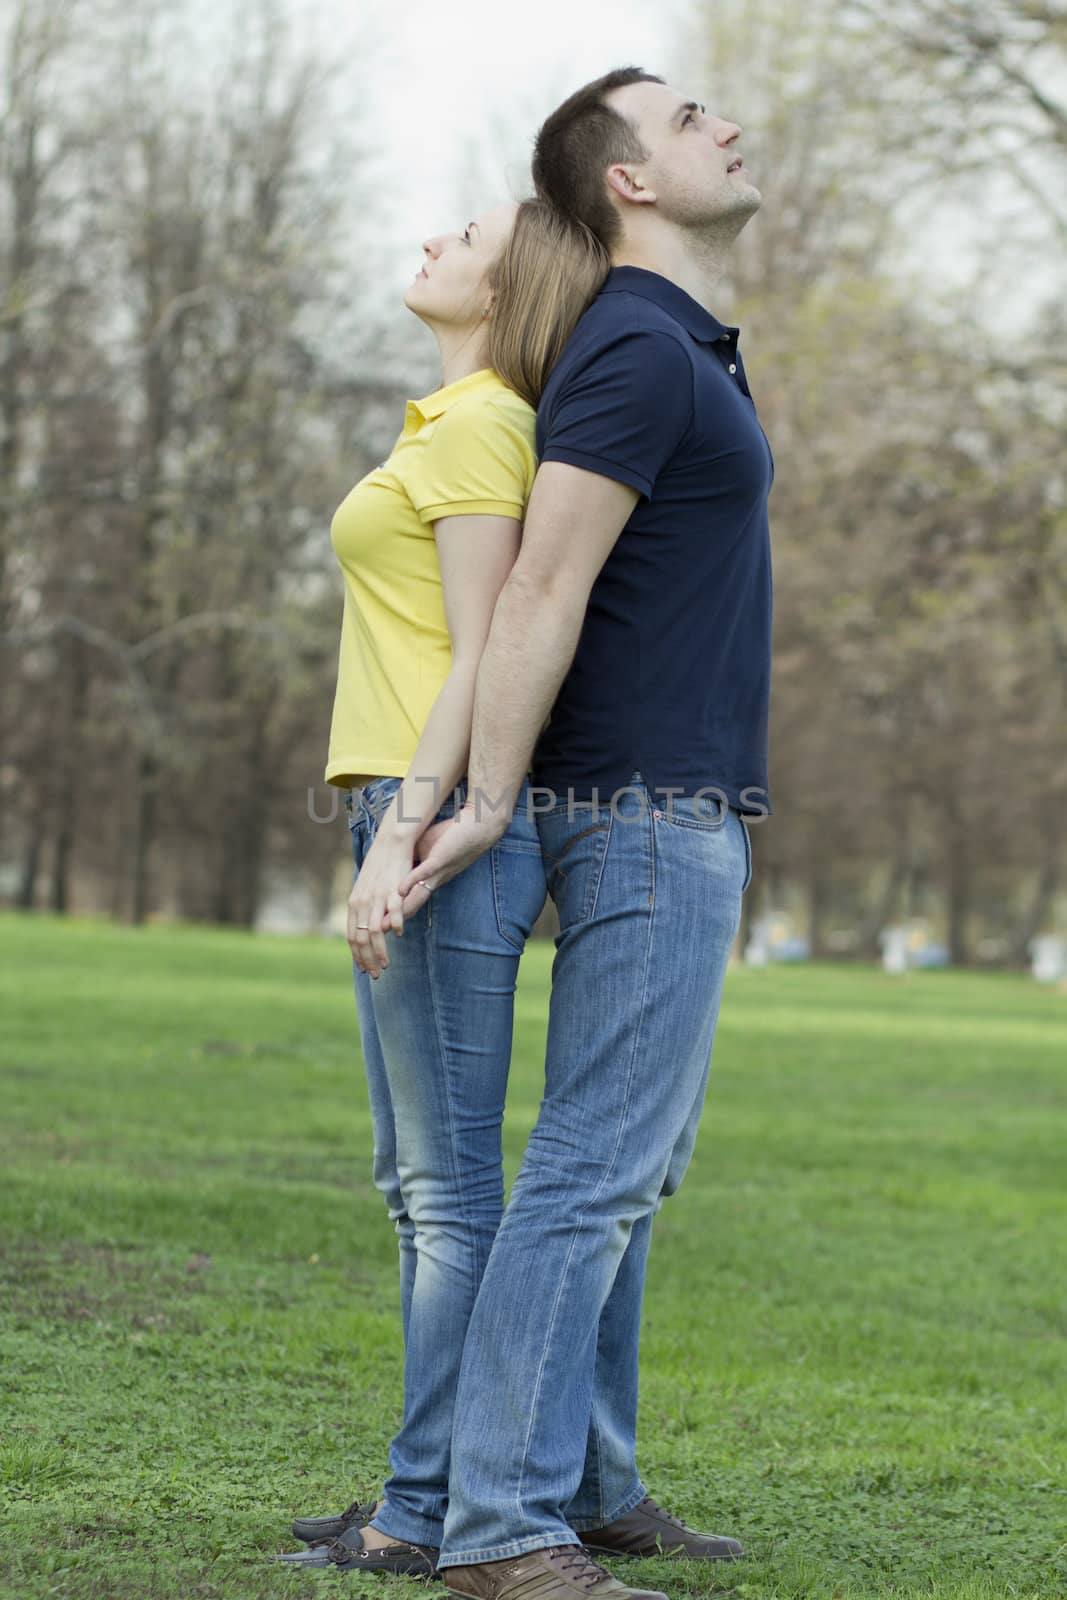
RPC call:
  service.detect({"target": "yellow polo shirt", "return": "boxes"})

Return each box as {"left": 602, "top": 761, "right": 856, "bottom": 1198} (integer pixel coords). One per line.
{"left": 325, "top": 368, "right": 537, "bottom": 787}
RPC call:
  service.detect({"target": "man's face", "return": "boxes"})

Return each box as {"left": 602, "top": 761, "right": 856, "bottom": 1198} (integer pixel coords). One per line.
{"left": 606, "top": 79, "right": 761, "bottom": 230}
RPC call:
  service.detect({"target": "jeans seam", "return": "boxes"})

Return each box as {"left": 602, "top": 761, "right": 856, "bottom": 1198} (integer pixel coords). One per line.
{"left": 588, "top": 1355, "right": 605, "bottom": 1523}
{"left": 413, "top": 905, "right": 478, "bottom": 1532}
{"left": 568, "top": 1478, "right": 648, "bottom": 1531}
{"left": 513, "top": 811, "right": 654, "bottom": 1528}
{"left": 647, "top": 793, "right": 655, "bottom": 913}
{"left": 425, "top": 916, "right": 468, "bottom": 1210}
{"left": 490, "top": 846, "right": 525, "bottom": 955}
{"left": 584, "top": 816, "right": 613, "bottom": 924}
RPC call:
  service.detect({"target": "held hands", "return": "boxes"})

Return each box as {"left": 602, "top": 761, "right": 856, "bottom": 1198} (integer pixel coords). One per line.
{"left": 348, "top": 810, "right": 500, "bottom": 978}
{"left": 395, "top": 803, "right": 504, "bottom": 922}
{"left": 347, "top": 825, "right": 416, "bottom": 977}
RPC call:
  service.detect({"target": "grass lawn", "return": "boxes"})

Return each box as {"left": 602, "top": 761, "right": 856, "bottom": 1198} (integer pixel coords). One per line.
{"left": 0, "top": 909, "right": 1064, "bottom": 1599}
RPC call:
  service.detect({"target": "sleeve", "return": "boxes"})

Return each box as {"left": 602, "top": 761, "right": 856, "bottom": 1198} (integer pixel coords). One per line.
{"left": 410, "top": 397, "right": 536, "bottom": 525}
{"left": 539, "top": 330, "right": 694, "bottom": 499}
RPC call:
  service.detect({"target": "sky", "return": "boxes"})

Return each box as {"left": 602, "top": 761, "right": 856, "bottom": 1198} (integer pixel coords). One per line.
{"left": 325, "top": 0, "right": 691, "bottom": 282}
{"left": 271, "top": 0, "right": 1059, "bottom": 334}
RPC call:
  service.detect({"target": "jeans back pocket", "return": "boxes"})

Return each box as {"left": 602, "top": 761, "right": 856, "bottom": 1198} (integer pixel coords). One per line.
{"left": 537, "top": 805, "right": 613, "bottom": 933}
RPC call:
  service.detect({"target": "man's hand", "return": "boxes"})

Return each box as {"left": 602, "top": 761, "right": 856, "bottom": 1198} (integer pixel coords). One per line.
{"left": 396, "top": 804, "right": 503, "bottom": 918}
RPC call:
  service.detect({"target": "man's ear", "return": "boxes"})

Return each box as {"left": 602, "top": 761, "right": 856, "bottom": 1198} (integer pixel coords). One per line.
{"left": 605, "top": 164, "right": 657, "bottom": 206}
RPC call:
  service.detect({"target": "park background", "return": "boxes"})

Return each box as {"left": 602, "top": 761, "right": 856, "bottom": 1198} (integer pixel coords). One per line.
{"left": 1, "top": 1, "right": 1065, "bottom": 1597}
{"left": 1, "top": 0, "right": 1065, "bottom": 965}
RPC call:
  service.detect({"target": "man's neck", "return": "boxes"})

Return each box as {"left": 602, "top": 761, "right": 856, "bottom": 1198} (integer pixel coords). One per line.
{"left": 611, "top": 228, "right": 736, "bottom": 318}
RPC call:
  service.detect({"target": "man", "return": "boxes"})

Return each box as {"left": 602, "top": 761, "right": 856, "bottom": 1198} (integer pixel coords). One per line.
{"left": 398, "top": 67, "right": 774, "bottom": 1600}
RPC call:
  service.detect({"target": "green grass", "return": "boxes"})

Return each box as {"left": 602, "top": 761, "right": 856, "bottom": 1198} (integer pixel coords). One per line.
{"left": 0, "top": 909, "right": 1065, "bottom": 1599}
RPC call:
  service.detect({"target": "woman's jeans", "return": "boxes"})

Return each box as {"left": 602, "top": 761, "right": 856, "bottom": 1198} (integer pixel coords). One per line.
{"left": 437, "top": 772, "right": 752, "bottom": 1567}
{"left": 345, "top": 774, "right": 546, "bottom": 1549}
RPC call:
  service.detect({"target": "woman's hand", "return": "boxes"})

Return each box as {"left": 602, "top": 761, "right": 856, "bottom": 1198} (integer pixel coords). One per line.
{"left": 347, "top": 814, "right": 461, "bottom": 977}
{"left": 347, "top": 828, "right": 417, "bottom": 978}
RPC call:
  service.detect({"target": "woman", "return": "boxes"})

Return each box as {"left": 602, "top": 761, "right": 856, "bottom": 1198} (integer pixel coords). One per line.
{"left": 279, "top": 199, "right": 608, "bottom": 1575}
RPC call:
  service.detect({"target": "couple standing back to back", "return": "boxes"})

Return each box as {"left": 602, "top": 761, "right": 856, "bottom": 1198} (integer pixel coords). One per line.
{"left": 295, "top": 64, "right": 774, "bottom": 1600}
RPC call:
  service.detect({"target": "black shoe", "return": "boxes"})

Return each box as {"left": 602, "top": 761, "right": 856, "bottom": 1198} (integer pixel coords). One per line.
{"left": 576, "top": 1494, "right": 743, "bottom": 1561}
{"left": 274, "top": 1525, "right": 440, "bottom": 1577}
{"left": 291, "top": 1495, "right": 380, "bottom": 1545}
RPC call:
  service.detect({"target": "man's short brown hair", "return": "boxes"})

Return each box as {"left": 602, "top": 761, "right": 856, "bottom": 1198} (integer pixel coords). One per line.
{"left": 532, "top": 67, "right": 665, "bottom": 251}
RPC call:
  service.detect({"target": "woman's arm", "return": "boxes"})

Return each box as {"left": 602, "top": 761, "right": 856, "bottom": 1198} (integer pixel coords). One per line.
{"left": 347, "top": 511, "right": 521, "bottom": 975}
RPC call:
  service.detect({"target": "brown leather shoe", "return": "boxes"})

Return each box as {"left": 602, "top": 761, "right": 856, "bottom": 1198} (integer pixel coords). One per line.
{"left": 440, "top": 1543, "right": 668, "bottom": 1600}
{"left": 577, "top": 1495, "right": 742, "bottom": 1562}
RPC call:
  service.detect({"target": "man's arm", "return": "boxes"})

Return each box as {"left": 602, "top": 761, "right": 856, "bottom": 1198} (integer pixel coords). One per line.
{"left": 466, "top": 462, "right": 638, "bottom": 820}
{"left": 397, "top": 461, "right": 639, "bottom": 907}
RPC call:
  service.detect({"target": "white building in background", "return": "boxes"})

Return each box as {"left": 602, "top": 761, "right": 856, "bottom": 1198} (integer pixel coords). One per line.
{"left": 254, "top": 862, "right": 352, "bottom": 938}
{"left": 744, "top": 912, "right": 809, "bottom": 966}
{"left": 1030, "top": 935, "right": 1067, "bottom": 984}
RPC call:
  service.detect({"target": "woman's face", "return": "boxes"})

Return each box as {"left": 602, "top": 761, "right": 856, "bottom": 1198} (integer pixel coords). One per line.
{"left": 404, "top": 202, "right": 517, "bottom": 329}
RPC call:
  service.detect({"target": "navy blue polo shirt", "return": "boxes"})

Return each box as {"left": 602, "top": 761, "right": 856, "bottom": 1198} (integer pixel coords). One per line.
{"left": 531, "top": 265, "right": 774, "bottom": 818}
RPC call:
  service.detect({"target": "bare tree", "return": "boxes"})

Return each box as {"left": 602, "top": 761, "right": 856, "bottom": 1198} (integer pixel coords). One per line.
{"left": 0, "top": 0, "right": 413, "bottom": 924}
{"left": 685, "top": 0, "right": 1066, "bottom": 964}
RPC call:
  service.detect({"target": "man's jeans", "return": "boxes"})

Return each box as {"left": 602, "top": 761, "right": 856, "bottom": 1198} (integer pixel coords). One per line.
{"left": 437, "top": 772, "right": 751, "bottom": 1566}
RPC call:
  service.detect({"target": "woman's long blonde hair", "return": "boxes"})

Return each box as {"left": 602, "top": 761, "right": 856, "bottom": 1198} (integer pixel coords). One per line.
{"left": 485, "top": 199, "right": 610, "bottom": 409}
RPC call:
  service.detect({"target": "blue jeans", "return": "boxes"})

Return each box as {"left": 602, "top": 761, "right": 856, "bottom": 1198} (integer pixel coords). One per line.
{"left": 437, "top": 771, "right": 752, "bottom": 1566}
{"left": 344, "top": 774, "right": 547, "bottom": 1548}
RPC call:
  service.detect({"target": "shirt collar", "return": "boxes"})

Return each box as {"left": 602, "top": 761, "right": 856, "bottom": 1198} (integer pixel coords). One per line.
{"left": 600, "top": 266, "right": 738, "bottom": 344}
{"left": 408, "top": 366, "right": 498, "bottom": 422}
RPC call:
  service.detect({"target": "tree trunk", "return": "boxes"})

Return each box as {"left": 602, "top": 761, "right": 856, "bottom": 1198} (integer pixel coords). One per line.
{"left": 856, "top": 858, "right": 908, "bottom": 961}
{"left": 15, "top": 817, "right": 43, "bottom": 909}
{"left": 130, "top": 750, "right": 160, "bottom": 925}
{"left": 944, "top": 817, "right": 971, "bottom": 968}
{"left": 1007, "top": 857, "right": 1061, "bottom": 970}
{"left": 50, "top": 631, "right": 88, "bottom": 913}
{"left": 806, "top": 849, "right": 831, "bottom": 959}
